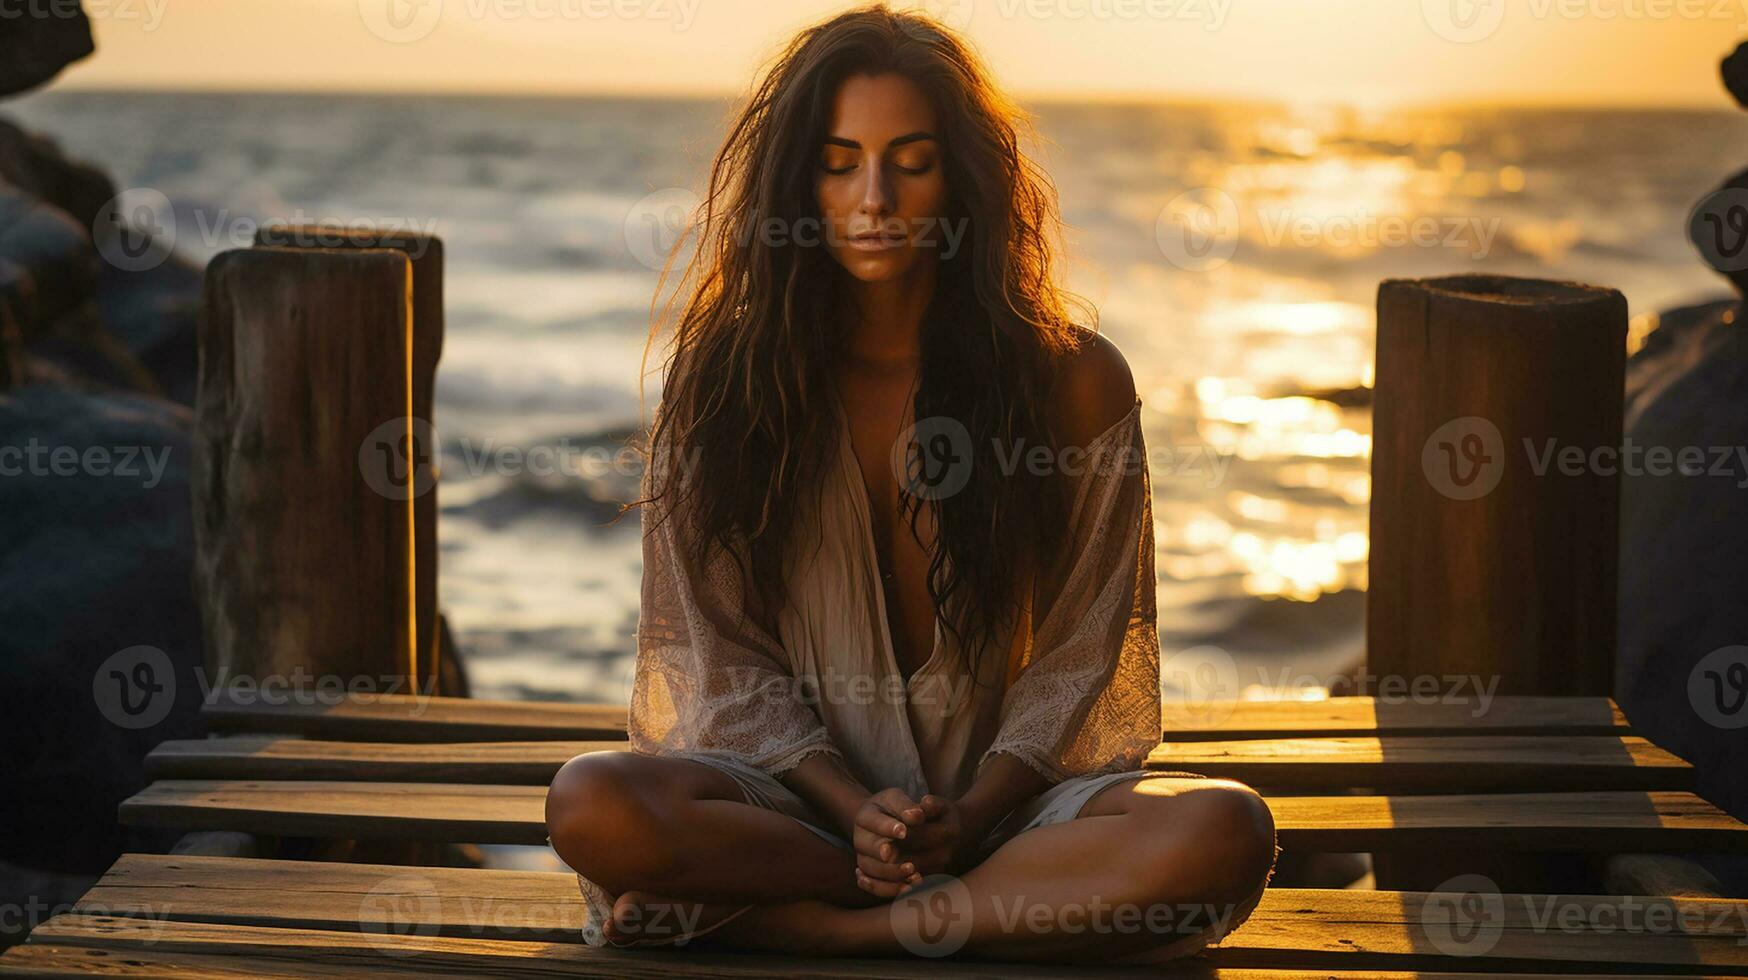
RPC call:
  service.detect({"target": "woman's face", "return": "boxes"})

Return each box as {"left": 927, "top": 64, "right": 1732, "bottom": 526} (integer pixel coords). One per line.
{"left": 814, "top": 72, "right": 949, "bottom": 284}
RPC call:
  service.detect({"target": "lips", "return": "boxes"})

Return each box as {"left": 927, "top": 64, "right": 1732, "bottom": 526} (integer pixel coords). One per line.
{"left": 847, "top": 229, "right": 909, "bottom": 251}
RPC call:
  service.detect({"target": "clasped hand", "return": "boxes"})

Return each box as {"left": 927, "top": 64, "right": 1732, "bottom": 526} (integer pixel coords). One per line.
{"left": 849, "top": 787, "right": 983, "bottom": 898}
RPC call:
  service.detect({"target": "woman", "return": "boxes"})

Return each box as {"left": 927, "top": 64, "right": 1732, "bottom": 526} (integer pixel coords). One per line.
{"left": 545, "top": 4, "right": 1277, "bottom": 963}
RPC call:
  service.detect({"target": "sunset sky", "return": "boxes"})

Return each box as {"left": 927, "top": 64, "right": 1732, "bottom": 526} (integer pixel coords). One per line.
{"left": 55, "top": 0, "right": 1747, "bottom": 107}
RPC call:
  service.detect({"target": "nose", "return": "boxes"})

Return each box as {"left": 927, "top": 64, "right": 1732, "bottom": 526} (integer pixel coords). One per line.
{"left": 855, "top": 158, "right": 895, "bottom": 219}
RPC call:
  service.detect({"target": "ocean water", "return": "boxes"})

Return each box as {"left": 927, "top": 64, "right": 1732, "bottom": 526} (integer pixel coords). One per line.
{"left": 10, "top": 91, "right": 1748, "bottom": 705}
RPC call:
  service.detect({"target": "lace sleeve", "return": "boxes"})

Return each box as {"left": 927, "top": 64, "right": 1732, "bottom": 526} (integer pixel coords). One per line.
{"left": 628, "top": 439, "right": 843, "bottom": 776}
{"left": 979, "top": 397, "right": 1162, "bottom": 783}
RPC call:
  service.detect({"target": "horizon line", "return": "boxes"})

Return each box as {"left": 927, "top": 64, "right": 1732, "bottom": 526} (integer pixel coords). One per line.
{"left": 29, "top": 81, "right": 1736, "bottom": 114}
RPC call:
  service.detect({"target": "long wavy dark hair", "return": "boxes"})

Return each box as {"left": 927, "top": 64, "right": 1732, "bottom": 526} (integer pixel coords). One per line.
{"left": 632, "top": 3, "right": 1096, "bottom": 678}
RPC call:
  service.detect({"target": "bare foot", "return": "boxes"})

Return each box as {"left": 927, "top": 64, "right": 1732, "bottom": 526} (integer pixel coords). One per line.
{"left": 604, "top": 890, "right": 750, "bottom": 947}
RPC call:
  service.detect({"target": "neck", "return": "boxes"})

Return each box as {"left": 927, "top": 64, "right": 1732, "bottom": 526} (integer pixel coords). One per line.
{"left": 841, "top": 262, "right": 937, "bottom": 368}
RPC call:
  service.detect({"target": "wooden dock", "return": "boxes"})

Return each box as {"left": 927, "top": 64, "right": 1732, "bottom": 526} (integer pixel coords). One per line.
{"left": 5, "top": 692, "right": 1748, "bottom": 977}
{"left": 3, "top": 248, "right": 1727, "bottom": 975}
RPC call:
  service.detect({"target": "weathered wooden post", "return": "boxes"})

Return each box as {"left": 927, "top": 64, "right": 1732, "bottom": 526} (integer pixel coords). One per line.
{"left": 1370, "top": 275, "right": 1626, "bottom": 693}
{"left": 253, "top": 225, "right": 445, "bottom": 690}
{"left": 1368, "top": 274, "right": 1627, "bottom": 890}
{"left": 194, "top": 247, "right": 420, "bottom": 697}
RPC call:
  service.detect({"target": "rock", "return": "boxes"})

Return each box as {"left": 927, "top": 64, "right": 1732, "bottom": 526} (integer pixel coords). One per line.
{"left": 0, "top": 2, "right": 94, "bottom": 97}
{"left": 0, "top": 196, "right": 157, "bottom": 395}
{"left": 0, "top": 183, "right": 190, "bottom": 400}
{"left": 0, "top": 260, "right": 24, "bottom": 389}
{"left": 0, "top": 121, "right": 198, "bottom": 403}
{"left": 0, "top": 187, "right": 96, "bottom": 339}
{"left": 1616, "top": 296, "right": 1748, "bottom": 894}
{"left": 0, "top": 118, "right": 116, "bottom": 231}
{"left": 1624, "top": 298, "right": 1739, "bottom": 431}
{"left": 95, "top": 252, "right": 200, "bottom": 405}
{"left": 0, "top": 383, "right": 204, "bottom": 873}
{"left": 0, "top": 122, "right": 198, "bottom": 401}
{"left": 1725, "top": 41, "right": 1748, "bottom": 110}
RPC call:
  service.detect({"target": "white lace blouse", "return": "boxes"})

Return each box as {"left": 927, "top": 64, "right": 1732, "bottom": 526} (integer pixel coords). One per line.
{"left": 627, "top": 394, "right": 1162, "bottom": 802}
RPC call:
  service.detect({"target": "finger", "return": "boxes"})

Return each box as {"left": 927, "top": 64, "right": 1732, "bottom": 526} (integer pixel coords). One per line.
{"left": 855, "top": 804, "right": 910, "bottom": 840}
{"left": 852, "top": 827, "right": 898, "bottom": 863}
{"left": 857, "top": 853, "right": 916, "bottom": 882}
{"left": 874, "top": 789, "right": 926, "bottom": 826}
{"left": 856, "top": 868, "right": 906, "bottom": 898}
{"left": 897, "top": 844, "right": 950, "bottom": 874}
{"left": 900, "top": 822, "right": 950, "bottom": 849}
{"left": 918, "top": 794, "right": 951, "bottom": 819}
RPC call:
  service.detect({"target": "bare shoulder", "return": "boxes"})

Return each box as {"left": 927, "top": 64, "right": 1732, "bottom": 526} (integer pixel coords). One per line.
{"left": 1049, "top": 328, "right": 1139, "bottom": 448}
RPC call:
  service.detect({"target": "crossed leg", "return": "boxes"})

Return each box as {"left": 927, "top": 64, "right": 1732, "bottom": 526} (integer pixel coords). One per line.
{"left": 545, "top": 750, "right": 1277, "bottom": 962}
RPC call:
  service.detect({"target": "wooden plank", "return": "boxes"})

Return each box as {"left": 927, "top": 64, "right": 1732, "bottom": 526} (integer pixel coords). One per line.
{"left": 146, "top": 734, "right": 1691, "bottom": 792}
{"left": 0, "top": 944, "right": 343, "bottom": 978}
{"left": 118, "top": 782, "right": 1748, "bottom": 853}
{"left": 120, "top": 781, "right": 555, "bottom": 846}
{"left": 202, "top": 691, "right": 1626, "bottom": 743}
{"left": 1261, "top": 792, "right": 1748, "bottom": 854}
{"left": 8, "top": 942, "right": 1729, "bottom": 980}
{"left": 77, "top": 854, "right": 587, "bottom": 943}
{"left": 1163, "top": 696, "right": 1629, "bottom": 740}
{"left": 1225, "top": 887, "right": 1748, "bottom": 975}
{"left": 51, "top": 855, "right": 1748, "bottom": 975}
{"left": 201, "top": 690, "right": 627, "bottom": 742}
{"left": 17, "top": 915, "right": 1605, "bottom": 980}
{"left": 1153, "top": 735, "right": 1690, "bottom": 791}
{"left": 23, "top": 908, "right": 1748, "bottom": 978}
{"left": 145, "top": 737, "right": 623, "bottom": 784}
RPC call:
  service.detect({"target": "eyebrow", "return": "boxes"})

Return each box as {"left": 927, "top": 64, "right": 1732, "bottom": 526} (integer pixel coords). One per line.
{"left": 822, "top": 131, "right": 939, "bottom": 150}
